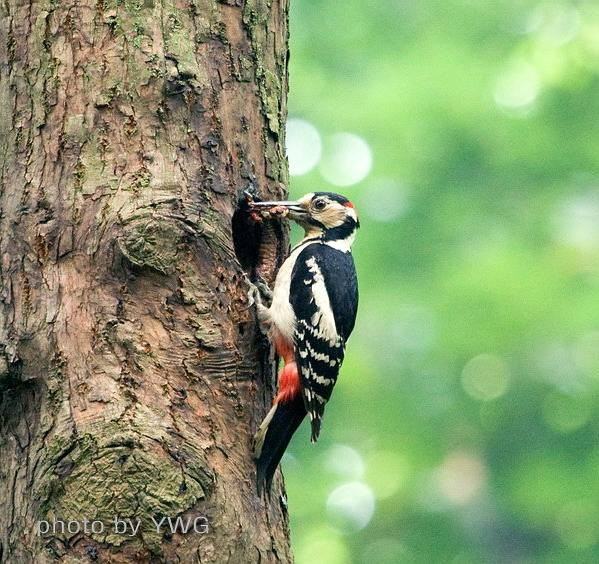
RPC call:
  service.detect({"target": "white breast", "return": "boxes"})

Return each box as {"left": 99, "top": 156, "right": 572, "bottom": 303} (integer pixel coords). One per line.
{"left": 269, "top": 240, "right": 315, "bottom": 342}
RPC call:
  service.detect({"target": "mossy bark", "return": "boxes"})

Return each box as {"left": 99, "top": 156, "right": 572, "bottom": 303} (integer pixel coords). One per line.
{"left": 0, "top": 0, "right": 291, "bottom": 561}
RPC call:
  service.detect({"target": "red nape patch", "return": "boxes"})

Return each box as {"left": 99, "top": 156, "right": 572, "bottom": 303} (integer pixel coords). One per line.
{"left": 275, "top": 361, "right": 301, "bottom": 404}
{"left": 344, "top": 201, "right": 355, "bottom": 208}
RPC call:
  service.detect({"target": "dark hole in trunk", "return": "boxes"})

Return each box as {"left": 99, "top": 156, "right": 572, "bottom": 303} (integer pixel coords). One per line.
{"left": 232, "top": 206, "right": 263, "bottom": 275}
{"left": 232, "top": 193, "right": 287, "bottom": 285}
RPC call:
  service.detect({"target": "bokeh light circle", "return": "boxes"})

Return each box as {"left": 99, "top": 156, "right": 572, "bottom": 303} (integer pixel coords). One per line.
{"left": 494, "top": 62, "right": 540, "bottom": 112}
{"left": 554, "top": 192, "right": 599, "bottom": 251}
{"left": 326, "top": 481, "right": 376, "bottom": 532}
{"left": 366, "top": 450, "right": 410, "bottom": 499}
{"left": 436, "top": 452, "right": 487, "bottom": 506}
{"left": 526, "top": 4, "right": 581, "bottom": 45}
{"left": 286, "top": 118, "right": 322, "bottom": 176}
{"left": 359, "top": 180, "right": 408, "bottom": 223}
{"left": 461, "top": 353, "right": 511, "bottom": 401}
{"left": 543, "top": 393, "right": 591, "bottom": 433}
{"left": 324, "top": 444, "right": 365, "bottom": 480}
{"left": 319, "top": 133, "right": 373, "bottom": 186}
{"left": 297, "top": 529, "right": 349, "bottom": 564}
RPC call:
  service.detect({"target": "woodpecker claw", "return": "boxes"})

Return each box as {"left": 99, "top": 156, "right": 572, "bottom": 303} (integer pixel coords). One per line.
{"left": 254, "top": 277, "right": 273, "bottom": 303}
{"left": 245, "top": 277, "right": 273, "bottom": 334}
{"left": 245, "top": 280, "right": 260, "bottom": 309}
{"left": 245, "top": 278, "right": 272, "bottom": 307}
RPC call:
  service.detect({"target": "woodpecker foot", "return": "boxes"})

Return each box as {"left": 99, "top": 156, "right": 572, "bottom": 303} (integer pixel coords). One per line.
{"left": 255, "top": 277, "right": 273, "bottom": 303}
{"left": 246, "top": 280, "right": 260, "bottom": 308}
{"left": 246, "top": 278, "right": 273, "bottom": 334}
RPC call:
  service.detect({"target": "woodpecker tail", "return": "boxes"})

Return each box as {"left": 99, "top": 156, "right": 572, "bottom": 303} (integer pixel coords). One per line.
{"left": 253, "top": 395, "right": 306, "bottom": 495}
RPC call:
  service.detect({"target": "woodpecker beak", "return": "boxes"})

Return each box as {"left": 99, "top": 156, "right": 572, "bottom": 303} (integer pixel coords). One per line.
{"left": 250, "top": 200, "right": 303, "bottom": 211}
{"left": 249, "top": 200, "right": 307, "bottom": 218}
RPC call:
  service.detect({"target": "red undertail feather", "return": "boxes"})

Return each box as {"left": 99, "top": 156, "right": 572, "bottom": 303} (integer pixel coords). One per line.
{"left": 253, "top": 331, "right": 306, "bottom": 494}
{"left": 272, "top": 331, "right": 301, "bottom": 403}
{"left": 275, "top": 361, "right": 301, "bottom": 404}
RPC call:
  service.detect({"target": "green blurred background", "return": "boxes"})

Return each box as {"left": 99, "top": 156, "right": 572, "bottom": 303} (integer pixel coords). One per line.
{"left": 281, "top": 1, "right": 599, "bottom": 562}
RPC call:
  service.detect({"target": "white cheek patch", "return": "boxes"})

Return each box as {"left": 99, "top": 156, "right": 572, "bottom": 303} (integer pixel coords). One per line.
{"left": 346, "top": 207, "right": 358, "bottom": 222}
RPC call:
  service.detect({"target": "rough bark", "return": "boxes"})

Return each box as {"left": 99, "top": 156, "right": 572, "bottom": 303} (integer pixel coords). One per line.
{"left": 0, "top": 0, "right": 291, "bottom": 561}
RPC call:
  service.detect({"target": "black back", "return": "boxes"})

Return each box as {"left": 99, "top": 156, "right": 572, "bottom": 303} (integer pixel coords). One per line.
{"left": 291, "top": 242, "right": 358, "bottom": 341}
{"left": 289, "top": 242, "right": 358, "bottom": 439}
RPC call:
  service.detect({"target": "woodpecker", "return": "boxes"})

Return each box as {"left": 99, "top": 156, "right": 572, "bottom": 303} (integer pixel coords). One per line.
{"left": 247, "top": 191, "right": 359, "bottom": 494}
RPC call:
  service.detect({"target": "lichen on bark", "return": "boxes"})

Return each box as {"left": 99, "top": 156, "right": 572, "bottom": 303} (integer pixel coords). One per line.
{"left": 39, "top": 428, "right": 212, "bottom": 551}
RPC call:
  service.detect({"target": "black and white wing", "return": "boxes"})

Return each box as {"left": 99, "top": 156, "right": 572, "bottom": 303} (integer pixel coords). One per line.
{"left": 290, "top": 243, "right": 358, "bottom": 441}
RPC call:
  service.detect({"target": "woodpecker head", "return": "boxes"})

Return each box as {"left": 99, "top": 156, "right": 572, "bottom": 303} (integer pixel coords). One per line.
{"left": 251, "top": 192, "right": 360, "bottom": 245}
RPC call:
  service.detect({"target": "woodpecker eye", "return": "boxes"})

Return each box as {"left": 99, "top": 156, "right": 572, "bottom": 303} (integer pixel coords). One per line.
{"left": 313, "top": 198, "right": 327, "bottom": 211}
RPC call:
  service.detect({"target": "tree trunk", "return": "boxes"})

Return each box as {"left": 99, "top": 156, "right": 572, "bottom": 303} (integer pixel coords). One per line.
{"left": 0, "top": 0, "right": 291, "bottom": 561}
